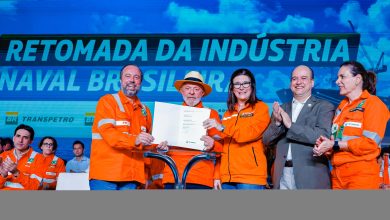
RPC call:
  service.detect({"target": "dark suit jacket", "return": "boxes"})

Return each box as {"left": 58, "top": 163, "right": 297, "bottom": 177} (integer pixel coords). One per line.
{"left": 263, "top": 96, "right": 335, "bottom": 189}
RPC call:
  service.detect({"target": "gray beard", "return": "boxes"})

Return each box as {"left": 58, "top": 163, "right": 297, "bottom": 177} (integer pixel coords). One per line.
{"left": 185, "top": 99, "right": 201, "bottom": 107}
{"left": 122, "top": 87, "right": 138, "bottom": 97}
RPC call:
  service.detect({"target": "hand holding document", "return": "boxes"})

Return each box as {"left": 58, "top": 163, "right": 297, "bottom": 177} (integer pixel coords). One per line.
{"left": 152, "top": 102, "right": 211, "bottom": 150}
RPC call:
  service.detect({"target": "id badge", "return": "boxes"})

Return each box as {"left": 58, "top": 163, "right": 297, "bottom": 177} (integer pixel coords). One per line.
{"left": 331, "top": 124, "right": 338, "bottom": 136}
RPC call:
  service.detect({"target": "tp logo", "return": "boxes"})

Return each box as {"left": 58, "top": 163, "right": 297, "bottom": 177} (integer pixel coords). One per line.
{"left": 84, "top": 112, "right": 95, "bottom": 126}
{"left": 5, "top": 112, "right": 18, "bottom": 125}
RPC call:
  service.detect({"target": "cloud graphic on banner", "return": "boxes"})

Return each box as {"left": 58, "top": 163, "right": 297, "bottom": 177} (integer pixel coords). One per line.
{"left": 256, "top": 70, "right": 290, "bottom": 101}
{"left": 166, "top": 0, "right": 314, "bottom": 33}
{"left": 0, "top": 0, "right": 18, "bottom": 14}
{"left": 367, "top": 0, "right": 390, "bottom": 33}
{"left": 261, "top": 15, "right": 313, "bottom": 33}
{"left": 90, "top": 13, "right": 132, "bottom": 33}
{"left": 324, "top": 7, "right": 338, "bottom": 18}
{"left": 336, "top": 0, "right": 390, "bottom": 80}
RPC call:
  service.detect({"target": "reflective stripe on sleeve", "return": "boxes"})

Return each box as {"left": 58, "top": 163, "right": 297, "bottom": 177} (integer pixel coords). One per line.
{"left": 92, "top": 133, "right": 102, "bottom": 139}
{"left": 98, "top": 119, "right": 116, "bottom": 128}
{"left": 342, "top": 133, "right": 382, "bottom": 146}
{"left": 152, "top": 174, "right": 163, "bottom": 181}
{"left": 42, "top": 178, "right": 56, "bottom": 183}
{"left": 363, "top": 130, "right": 382, "bottom": 145}
{"left": 341, "top": 136, "right": 359, "bottom": 142}
{"left": 4, "top": 181, "right": 24, "bottom": 189}
{"left": 30, "top": 174, "right": 43, "bottom": 182}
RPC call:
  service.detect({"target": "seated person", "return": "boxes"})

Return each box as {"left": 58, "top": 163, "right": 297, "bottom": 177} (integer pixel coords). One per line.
{"left": 0, "top": 124, "right": 42, "bottom": 190}
{"left": 37, "top": 136, "right": 66, "bottom": 190}
{"left": 66, "top": 140, "right": 90, "bottom": 173}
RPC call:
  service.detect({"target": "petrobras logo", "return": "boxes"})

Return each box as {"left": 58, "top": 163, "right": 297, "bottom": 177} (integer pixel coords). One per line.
{"left": 5, "top": 112, "right": 18, "bottom": 125}
{"left": 84, "top": 112, "right": 95, "bottom": 126}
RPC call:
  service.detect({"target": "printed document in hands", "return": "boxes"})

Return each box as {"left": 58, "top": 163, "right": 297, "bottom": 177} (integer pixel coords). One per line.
{"left": 152, "top": 102, "right": 211, "bottom": 150}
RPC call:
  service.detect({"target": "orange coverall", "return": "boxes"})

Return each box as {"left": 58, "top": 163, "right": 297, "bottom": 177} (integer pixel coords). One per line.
{"left": 215, "top": 101, "right": 271, "bottom": 185}
{"left": 90, "top": 90, "right": 152, "bottom": 184}
{"left": 0, "top": 147, "right": 43, "bottom": 190}
{"left": 144, "top": 157, "right": 165, "bottom": 189}
{"left": 162, "top": 101, "right": 223, "bottom": 188}
{"left": 37, "top": 154, "right": 66, "bottom": 190}
{"left": 331, "top": 90, "right": 390, "bottom": 189}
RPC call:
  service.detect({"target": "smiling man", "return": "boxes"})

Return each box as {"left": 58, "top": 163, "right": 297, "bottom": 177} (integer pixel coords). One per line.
{"left": 89, "top": 64, "right": 154, "bottom": 190}
{"left": 263, "top": 65, "right": 335, "bottom": 189}
{"left": 0, "top": 124, "right": 43, "bottom": 190}
{"left": 157, "top": 71, "right": 223, "bottom": 189}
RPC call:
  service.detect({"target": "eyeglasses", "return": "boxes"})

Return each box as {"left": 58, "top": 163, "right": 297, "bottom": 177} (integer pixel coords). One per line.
{"left": 42, "top": 143, "right": 54, "bottom": 147}
{"left": 233, "top": 81, "right": 251, "bottom": 89}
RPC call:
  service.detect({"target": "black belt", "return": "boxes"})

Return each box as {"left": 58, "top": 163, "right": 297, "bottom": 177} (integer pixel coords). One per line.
{"left": 284, "top": 160, "right": 293, "bottom": 167}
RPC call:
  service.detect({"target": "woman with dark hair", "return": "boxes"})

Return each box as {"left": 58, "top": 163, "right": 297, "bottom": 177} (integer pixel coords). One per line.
{"left": 204, "top": 68, "right": 270, "bottom": 190}
{"left": 314, "top": 61, "right": 389, "bottom": 189}
{"left": 37, "top": 136, "right": 66, "bottom": 190}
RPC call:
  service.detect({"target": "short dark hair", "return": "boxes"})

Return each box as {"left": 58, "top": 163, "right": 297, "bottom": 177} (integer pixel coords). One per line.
{"left": 14, "top": 124, "right": 35, "bottom": 140}
{"left": 39, "top": 136, "right": 58, "bottom": 152}
{"left": 120, "top": 64, "right": 143, "bottom": 81}
{"left": 73, "top": 140, "right": 85, "bottom": 150}
{"left": 227, "top": 68, "right": 260, "bottom": 112}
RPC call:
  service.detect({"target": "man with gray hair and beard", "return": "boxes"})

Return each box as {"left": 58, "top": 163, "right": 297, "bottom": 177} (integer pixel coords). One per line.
{"left": 89, "top": 64, "right": 155, "bottom": 190}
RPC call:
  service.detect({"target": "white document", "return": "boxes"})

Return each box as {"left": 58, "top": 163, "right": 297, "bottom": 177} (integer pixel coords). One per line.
{"left": 152, "top": 102, "right": 211, "bottom": 150}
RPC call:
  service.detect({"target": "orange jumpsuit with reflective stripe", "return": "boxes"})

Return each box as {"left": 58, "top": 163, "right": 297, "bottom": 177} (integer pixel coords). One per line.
{"left": 162, "top": 102, "right": 223, "bottom": 188}
{"left": 89, "top": 90, "right": 152, "bottom": 183}
{"left": 331, "top": 90, "right": 390, "bottom": 189}
{"left": 216, "top": 101, "right": 270, "bottom": 185}
{"left": 0, "top": 148, "right": 43, "bottom": 190}
{"left": 144, "top": 157, "right": 165, "bottom": 189}
{"left": 37, "top": 154, "right": 66, "bottom": 190}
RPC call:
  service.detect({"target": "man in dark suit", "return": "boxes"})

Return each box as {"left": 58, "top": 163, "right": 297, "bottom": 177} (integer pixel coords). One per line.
{"left": 263, "top": 65, "right": 335, "bottom": 189}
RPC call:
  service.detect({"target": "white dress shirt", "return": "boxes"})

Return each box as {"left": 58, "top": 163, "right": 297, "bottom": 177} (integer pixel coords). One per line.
{"left": 286, "top": 96, "right": 310, "bottom": 160}
{"left": 280, "top": 96, "right": 310, "bottom": 190}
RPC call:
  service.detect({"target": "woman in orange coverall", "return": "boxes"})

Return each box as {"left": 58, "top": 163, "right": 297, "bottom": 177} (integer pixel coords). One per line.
{"left": 204, "top": 68, "right": 270, "bottom": 190}
{"left": 37, "top": 136, "right": 66, "bottom": 190}
{"left": 314, "top": 61, "right": 390, "bottom": 189}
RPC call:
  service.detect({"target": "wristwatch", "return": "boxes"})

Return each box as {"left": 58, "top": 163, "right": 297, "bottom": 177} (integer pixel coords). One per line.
{"left": 332, "top": 140, "right": 340, "bottom": 151}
